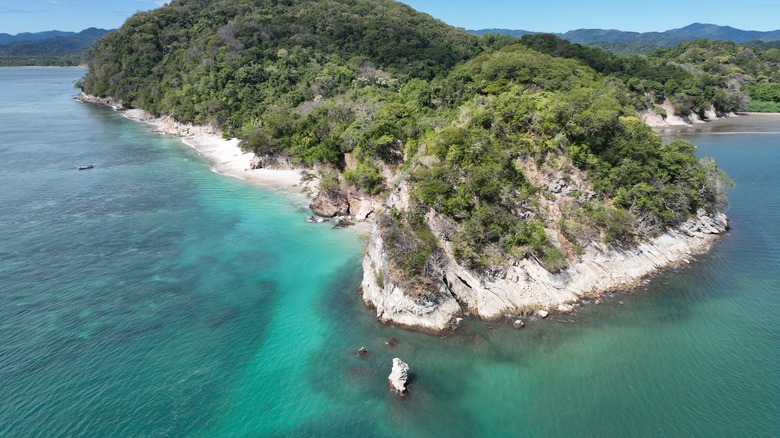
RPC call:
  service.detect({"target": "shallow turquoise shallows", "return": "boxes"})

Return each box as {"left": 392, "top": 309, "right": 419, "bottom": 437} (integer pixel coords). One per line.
{"left": 1, "top": 68, "right": 778, "bottom": 437}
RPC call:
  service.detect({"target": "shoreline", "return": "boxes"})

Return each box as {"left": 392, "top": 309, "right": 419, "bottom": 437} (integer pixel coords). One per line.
{"left": 77, "top": 93, "right": 313, "bottom": 198}
{"left": 651, "top": 111, "right": 780, "bottom": 134}
{"left": 76, "top": 93, "right": 375, "bottom": 237}
{"left": 0, "top": 65, "right": 86, "bottom": 69}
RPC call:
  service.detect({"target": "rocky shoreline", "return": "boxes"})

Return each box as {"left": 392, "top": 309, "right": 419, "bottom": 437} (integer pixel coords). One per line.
{"left": 641, "top": 99, "right": 737, "bottom": 129}
{"left": 360, "top": 210, "right": 728, "bottom": 334}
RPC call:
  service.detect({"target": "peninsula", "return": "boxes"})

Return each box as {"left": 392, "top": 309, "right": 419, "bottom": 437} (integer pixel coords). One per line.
{"left": 78, "top": 0, "right": 740, "bottom": 334}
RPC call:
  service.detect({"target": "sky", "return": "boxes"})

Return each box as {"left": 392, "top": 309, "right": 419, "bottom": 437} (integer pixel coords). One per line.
{"left": 1, "top": 0, "right": 779, "bottom": 35}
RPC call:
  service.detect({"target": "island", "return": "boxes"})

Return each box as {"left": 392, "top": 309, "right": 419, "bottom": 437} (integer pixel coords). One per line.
{"left": 77, "top": 0, "right": 750, "bottom": 334}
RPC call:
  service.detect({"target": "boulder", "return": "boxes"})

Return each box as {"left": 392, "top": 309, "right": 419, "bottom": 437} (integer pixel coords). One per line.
{"left": 536, "top": 309, "right": 549, "bottom": 319}
{"left": 309, "top": 190, "right": 349, "bottom": 217}
{"left": 332, "top": 218, "right": 355, "bottom": 229}
{"left": 557, "top": 304, "right": 574, "bottom": 314}
{"left": 348, "top": 195, "right": 379, "bottom": 220}
{"left": 388, "top": 358, "right": 410, "bottom": 395}
{"left": 512, "top": 319, "right": 525, "bottom": 329}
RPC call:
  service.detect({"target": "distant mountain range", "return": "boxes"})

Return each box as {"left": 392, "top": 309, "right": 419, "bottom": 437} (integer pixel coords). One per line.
{"left": 0, "top": 30, "right": 78, "bottom": 45}
{"left": 0, "top": 28, "right": 113, "bottom": 58}
{"left": 471, "top": 23, "right": 780, "bottom": 48}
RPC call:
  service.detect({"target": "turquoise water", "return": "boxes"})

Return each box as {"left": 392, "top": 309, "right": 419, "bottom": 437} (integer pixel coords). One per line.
{"left": 1, "top": 68, "right": 778, "bottom": 436}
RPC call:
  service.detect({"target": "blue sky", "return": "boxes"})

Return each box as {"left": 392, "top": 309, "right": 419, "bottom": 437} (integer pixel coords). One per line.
{"left": 1, "top": 0, "right": 779, "bottom": 35}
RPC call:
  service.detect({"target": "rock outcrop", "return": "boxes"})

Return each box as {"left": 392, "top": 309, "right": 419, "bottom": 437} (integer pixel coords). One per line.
{"left": 76, "top": 93, "right": 125, "bottom": 109}
{"left": 250, "top": 154, "right": 294, "bottom": 170}
{"left": 309, "top": 187, "right": 382, "bottom": 220}
{"left": 388, "top": 358, "right": 410, "bottom": 395}
{"left": 361, "top": 210, "right": 728, "bottom": 334}
{"left": 361, "top": 233, "right": 461, "bottom": 333}
{"left": 309, "top": 189, "right": 350, "bottom": 217}
{"left": 641, "top": 100, "right": 736, "bottom": 128}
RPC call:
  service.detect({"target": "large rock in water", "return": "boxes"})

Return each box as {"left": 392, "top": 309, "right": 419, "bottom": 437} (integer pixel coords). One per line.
{"left": 388, "top": 358, "right": 410, "bottom": 395}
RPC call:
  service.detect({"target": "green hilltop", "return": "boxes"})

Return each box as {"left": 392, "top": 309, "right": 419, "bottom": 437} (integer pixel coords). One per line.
{"left": 80, "top": 0, "right": 733, "bottom": 290}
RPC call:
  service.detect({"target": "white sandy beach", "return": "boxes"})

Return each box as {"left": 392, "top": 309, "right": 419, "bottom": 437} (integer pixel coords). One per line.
{"left": 118, "top": 107, "right": 311, "bottom": 196}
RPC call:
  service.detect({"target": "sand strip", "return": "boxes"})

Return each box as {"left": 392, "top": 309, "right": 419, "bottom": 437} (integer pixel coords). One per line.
{"left": 111, "top": 106, "right": 313, "bottom": 196}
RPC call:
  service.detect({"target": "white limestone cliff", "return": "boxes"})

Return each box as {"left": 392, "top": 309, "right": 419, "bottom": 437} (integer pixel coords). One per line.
{"left": 361, "top": 210, "right": 728, "bottom": 334}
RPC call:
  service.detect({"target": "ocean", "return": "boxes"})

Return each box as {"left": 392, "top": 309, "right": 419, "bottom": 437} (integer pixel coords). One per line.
{"left": 1, "top": 68, "right": 778, "bottom": 437}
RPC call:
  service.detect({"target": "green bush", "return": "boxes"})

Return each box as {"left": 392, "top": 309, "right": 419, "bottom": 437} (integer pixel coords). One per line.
{"left": 344, "top": 161, "right": 384, "bottom": 195}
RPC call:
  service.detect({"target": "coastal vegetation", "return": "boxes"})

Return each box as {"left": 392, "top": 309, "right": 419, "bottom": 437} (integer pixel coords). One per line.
{"left": 80, "top": 0, "right": 733, "bottom": 295}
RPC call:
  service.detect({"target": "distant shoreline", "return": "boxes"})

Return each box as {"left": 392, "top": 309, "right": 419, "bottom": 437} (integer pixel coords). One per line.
{"left": 652, "top": 112, "right": 780, "bottom": 135}
{"left": 0, "top": 65, "right": 86, "bottom": 69}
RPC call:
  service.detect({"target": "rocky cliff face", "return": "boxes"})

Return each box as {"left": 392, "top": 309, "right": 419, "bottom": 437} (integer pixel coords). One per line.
{"left": 309, "top": 189, "right": 383, "bottom": 220}
{"left": 361, "top": 210, "right": 728, "bottom": 334}
{"left": 361, "top": 232, "right": 462, "bottom": 333}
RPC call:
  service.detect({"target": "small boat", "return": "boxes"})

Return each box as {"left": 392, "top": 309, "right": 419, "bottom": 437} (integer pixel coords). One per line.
{"left": 78, "top": 165, "right": 94, "bottom": 170}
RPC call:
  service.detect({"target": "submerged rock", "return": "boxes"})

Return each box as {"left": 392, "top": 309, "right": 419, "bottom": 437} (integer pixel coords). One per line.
{"left": 332, "top": 218, "right": 355, "bottom": 229}
{"left": 388, "top": 358, "right": 410, "bottom": 395}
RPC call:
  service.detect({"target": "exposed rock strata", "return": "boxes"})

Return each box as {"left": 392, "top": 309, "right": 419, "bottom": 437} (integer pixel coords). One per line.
{"left": 361, "top": 210, "right": 728, "bottom": 334}
{"left": 361, "top": 233, "right": 461, "bottom": 334}
{"left": 641, "top": 99, "right": 736, "bottom": 128}
{"left": 76, "top": 93, "right": 125, "bottom": 109}
{"left": 80, "top": 93, "right": 730, "bottom": 337}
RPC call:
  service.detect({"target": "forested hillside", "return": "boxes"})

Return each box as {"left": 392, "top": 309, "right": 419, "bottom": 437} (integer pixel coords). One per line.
{"left": 520, "top": 34, "right": 780, "bottom": 115}
{"left": 81, "top": 0, "right": 480, "bottom": 131}
{"left": 652, "top": 39, "right": 780, "bottom": 112}
{"left": 80, "top": 0, "right": 731, "bottom": 291}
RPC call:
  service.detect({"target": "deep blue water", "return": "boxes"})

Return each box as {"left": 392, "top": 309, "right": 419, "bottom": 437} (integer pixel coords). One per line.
{"left": 1, "top": 68, "right": 778, "bottom": 437}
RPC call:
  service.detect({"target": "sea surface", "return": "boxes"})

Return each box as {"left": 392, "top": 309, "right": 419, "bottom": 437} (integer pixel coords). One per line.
{"left": 1, "top": 68, "right": 778, "bottom": 437}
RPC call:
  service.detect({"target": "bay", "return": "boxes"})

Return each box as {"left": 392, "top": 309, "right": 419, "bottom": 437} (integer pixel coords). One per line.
{"left": 1, "top": 68, "right": 778, "bottom": 437}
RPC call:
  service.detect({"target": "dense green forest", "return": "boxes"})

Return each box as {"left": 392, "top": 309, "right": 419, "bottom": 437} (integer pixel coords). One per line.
{"left": 81, "top": 0, "right": 732, "bottom": 287}
{"left": 520, "top": 34, "right": 780, "bottom": 114}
